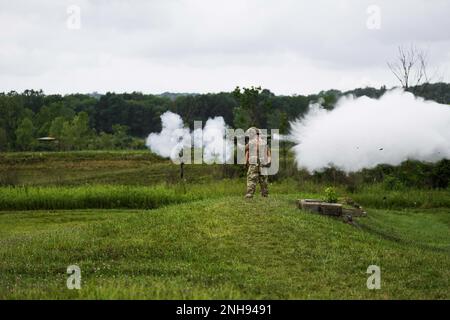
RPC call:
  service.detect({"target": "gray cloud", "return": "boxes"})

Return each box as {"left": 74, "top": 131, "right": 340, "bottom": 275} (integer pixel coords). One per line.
{"left": 0, "top": 0, "right": 449, "bottom": 94}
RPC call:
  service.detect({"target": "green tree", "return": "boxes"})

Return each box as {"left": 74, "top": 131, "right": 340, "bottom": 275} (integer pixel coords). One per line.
{"left": 58, "top": 113, "right": 91, "bottom": 150}
{"left": 22, "top": 89, "right": 45, "bottom": 113}
{"left": 232, "top": 86, "right": 273, "bottom": 129}
{"left": 60, "top": 121, "right": 76, "bottom": 150}
{"left": 15, "top": 118, "right": 35, "bottom": 151}
{"left": 0, "top": 95, "right": 26, "bottom": 149}
{"left": 72, "top": 112, "right": 91, "bottom": 149}
{"left": 0, "top": 127, "right": 8, "bottom": 151}
{"left": 95, "top": 132, "right": 115, "bottom": 149}
{"left": 279, "top": 112, "right": 289, "bottom": 170}
{"left": 49, "top": 117, "right": 66, "bottom": 138}
{"left": 112, "top": 124, "right": 131, "bottom": 148}
{"left": 35, "top": 102, "right": 75, "bottom": 137}
{"left": 316, "top": 90, "right": 340, "bottom": 110}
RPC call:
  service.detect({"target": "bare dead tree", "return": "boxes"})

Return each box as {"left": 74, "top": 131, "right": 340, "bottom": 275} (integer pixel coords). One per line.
{"left": 387, "top": 45, "right": 430, "bottom": 89}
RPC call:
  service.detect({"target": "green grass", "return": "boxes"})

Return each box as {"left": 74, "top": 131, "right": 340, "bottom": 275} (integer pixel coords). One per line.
{"left": 357, "top": 208, "right": 450, "bottom": 251}
{"left": 353, "top": 184, "right": 450, "bottom": 209}
{"left": 0, "top": 180, "right": 448, "bottom": 211}
{"left": 0, "top": 151, "right": 448, "bottom": 299}
{"left": 0, "top": 181, "right": 321, "bottom": 211}
{"left": 0, "top": 150, "right": 162, "bottom": 163}
{"left": 0, "top": 185, "right": 194, "bottom": 210}
{"left": 0, "top": 150, "right": 244, "bottom": 186}
{"left": 0, "top": 195, "right": 448, "bottom": 299}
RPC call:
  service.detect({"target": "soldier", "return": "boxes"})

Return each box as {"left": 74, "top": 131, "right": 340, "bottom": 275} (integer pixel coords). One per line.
{"left": 245, "top": 127, "right": 272, "bottom": 198}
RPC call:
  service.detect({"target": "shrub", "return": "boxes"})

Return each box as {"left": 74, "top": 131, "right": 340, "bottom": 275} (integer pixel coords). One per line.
{"left": 324, "top": 186, "right": 338, "bottom": 203}
{"left": 431, "top": 159, "right": 450, "bottom": 189}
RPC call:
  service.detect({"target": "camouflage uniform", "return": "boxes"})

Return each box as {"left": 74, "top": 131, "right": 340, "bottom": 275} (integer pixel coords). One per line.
{"left": 246, "top": 164, "right": 269, "bottom": 197}
{"left": 245, "top": 127, "right": 270, "bottom": 198}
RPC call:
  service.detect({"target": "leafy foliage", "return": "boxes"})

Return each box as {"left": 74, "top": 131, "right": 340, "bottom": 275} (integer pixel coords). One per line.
{"left": 0, "top": 83, "right": 449, "bottom": 155}
{"left": 324, "top": 186, "right": 338, "bottom": 203}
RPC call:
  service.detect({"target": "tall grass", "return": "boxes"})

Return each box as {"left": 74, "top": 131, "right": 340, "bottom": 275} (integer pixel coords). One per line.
{"left": 0, "top": 180, "right": 247, "bottom": 211}
{"left": 0, "top": 180, "right": 448, "bottom": 211}
{"left": 352, "top": 184, "right": 450, "bottom": 209}
{"left": 0, "top": 185, "right": 194, "bottom": 211}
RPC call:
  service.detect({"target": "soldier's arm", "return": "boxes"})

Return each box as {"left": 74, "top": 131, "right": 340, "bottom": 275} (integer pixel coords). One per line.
{"left": 267, "top": 147, "right": 272, "bottom": 164}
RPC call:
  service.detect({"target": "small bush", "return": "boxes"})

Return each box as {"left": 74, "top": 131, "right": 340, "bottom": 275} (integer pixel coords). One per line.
{"left": 324, "top": 186, "right": 338, "bottom": 203}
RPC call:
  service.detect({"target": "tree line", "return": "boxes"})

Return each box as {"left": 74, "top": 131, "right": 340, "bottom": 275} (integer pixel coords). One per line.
{"left": 1, "top": 83, "right": 449, "bottom": 152}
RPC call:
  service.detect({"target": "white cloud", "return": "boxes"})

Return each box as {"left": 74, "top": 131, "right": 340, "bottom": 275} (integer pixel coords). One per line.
{"left": 0, "top": 0, "right": 449, "bottom": 94}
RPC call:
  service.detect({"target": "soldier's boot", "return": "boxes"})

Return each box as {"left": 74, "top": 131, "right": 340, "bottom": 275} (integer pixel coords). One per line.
{"left": 245, "top": 183, "right": 256, "bottom": 198}
{"left": 245, "top": 182, "right": 256, "bottom": 198}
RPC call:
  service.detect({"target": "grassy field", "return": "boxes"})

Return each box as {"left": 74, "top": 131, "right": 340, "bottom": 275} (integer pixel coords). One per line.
{"left": 0, "top": 151, "right": 448, "bottom": 299}
{"left": 0, "top": 150, "right": 245, "bottom": 186}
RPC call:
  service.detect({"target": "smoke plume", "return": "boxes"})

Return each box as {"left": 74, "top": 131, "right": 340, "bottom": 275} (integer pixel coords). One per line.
{"left": 145, "top": 111, "right": 190, "bottom": 161}
{"left": 194, "top": 117, "right": 232, "bottom": 164}
{"left": 290, "top": 89, "right": 450, "bottom": 173}
{"left": 146, "top": 111, "right": 232, "bottom": 163}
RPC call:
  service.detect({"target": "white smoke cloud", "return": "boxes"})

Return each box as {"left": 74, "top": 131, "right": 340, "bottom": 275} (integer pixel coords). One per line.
{"left": 290, "top": 89, "right": 450, "bottom": 173}
{"left": 145, "top": 111, "right": 190, "bottom": 161}
{"left": 272, "top": 132, "right": 294, "bottom": 142}
{"left": 146, "top": 111, "right": 232, "bottom": 163}
{"left": 195, "top": 117, "right": 233, "bottom": 164}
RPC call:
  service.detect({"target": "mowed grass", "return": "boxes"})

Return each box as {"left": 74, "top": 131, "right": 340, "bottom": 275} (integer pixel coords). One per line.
{"left": 0, "top": 195, "right": 448, "bottom": 299}
{"left": 0, "top": 151, "right": 449, "bottom": 299}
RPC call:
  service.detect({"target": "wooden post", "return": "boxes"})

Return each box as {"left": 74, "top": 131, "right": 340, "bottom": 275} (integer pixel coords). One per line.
{"left": 180, "top": 162, "right": 184, "bottom": 179}
{"left": 178, "top": 149, "right": 184, "bottom": 179}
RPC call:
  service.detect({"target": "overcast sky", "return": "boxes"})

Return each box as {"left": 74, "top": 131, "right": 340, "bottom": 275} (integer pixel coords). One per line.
{"left": 1, "top": 0, "right": 449, "bottom": 95}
